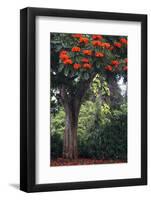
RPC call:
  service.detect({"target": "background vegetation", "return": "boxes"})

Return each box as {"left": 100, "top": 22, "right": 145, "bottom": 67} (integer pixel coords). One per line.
{"left": 51, "top": 76, "right": 127, "bottom": 161}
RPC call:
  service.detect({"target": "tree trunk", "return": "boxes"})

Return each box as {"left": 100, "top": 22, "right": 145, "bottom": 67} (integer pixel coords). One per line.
{"left": 106, "top": 76, "right": 123, "bottom": 108}
{"left": 63, "top": 100, "right": 80, "bottom": 159}
{"left": 60, "top": 73, "right": 97, "bottom": 159}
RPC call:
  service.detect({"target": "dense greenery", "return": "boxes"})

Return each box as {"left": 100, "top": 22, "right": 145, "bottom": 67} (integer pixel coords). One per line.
{"left": 51, "top": 96, "right": 127, "bottom": 161}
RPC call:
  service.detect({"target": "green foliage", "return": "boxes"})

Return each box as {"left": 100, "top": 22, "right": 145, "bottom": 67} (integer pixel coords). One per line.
{"left": 51, "top": 33, "right": 127, "bottom": 91}
{"left": 51, "top": 133, "right": 63, "bottom": 159}
{"left": 51, "top": 108, "right": 65, "bottom": 159}
{"left": 84, "top": 74, "right": 110, "bottom": 103}
{"left": 51, "top": 108, "right": 65, "bottom": 137}
{"left": 51, "top": 101, "right": 127, "bottom": 161}
{"left": 78, "top": 101, "right": 127, "bottom": 160}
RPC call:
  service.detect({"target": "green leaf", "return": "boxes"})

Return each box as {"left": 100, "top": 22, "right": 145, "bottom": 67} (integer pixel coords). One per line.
{"left": 96, "top": 65, "right": 100, "bottom": 69}
{"left": 84, "top": 72, "right": 89, "bottom": 80}
{"left": 56, "top": 45, "right": 63, "bottom": 52}
{"left": 58, "top": 64, "right": 64, "bottom": 72}
{"left": 64, "top": 67, "right": 70, "bottom": 76}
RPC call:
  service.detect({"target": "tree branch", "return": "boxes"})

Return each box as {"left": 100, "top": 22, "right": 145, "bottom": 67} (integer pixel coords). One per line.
{"left": 60, "top": 85, "right": 69, "bottom": 105}
{"left": 75, "top": 72, "right": 97, "bottom": 101}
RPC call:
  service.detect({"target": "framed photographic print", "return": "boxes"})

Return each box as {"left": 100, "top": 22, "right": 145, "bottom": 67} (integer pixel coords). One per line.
{"left": 20, "top": 7, "right": 147, "bottom": 192}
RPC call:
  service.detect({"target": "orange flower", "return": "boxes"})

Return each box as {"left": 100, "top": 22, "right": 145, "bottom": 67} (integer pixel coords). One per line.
{"left": 105, "top": 65, "right": 112, "bottom": 71}
{"left": 109, "top": 46, "right": 114, "bottom": 51}
{"left": 123, "top": 66, "right": 128, "bottom": 71}
{"left": 71, "top": 46, "right": 81, "bottom": 52}
{"left": 82, "top": 50, "right": 92, "bottom": 55}
{"left": 83, "top": 63, "right": 92, "bottom": 69}
{"left": 95, "top": 52, "right": 104, "bottom": 57}
{"left": 114, "top": 42, "right": 122, "bottom": 48}
{"left": 81, "top": 58, "right": 89, "bottom": 63}
{"left": 63, "top": 59, "right": 73, "bottom": 65}
{"left": 79, "top": 37, "right": 89, "bottom": 44}
{"left": 125, "top": 58, "right": 128, "bottom": 63}
{"left": 60, "top": 50, "right": 67, "bottom": 55}
{"left": 59, "top": 51, "right": 70, "bottom": 61}
{"left": 73, "top": 63, "right": 81, "bottom": 70}
{"left": 111, "top": 60, "right": 120, "bottom": 66}
{"left": 120, "top": 38, "right": 127, "bottom": 44}
{"left": 101, "top": 42, "right": 111, "bottom": 49}
{"left": 72, "top": 34, "right": 82, "bottom": 38}
{"left": 59, "top": 54, "right": 69, "bottom": 60}
{"left": 92, "top": 40, "right": 102, "bottom": 46}
{"left": 92, "top": 35, "right": 103, "bottom": 40}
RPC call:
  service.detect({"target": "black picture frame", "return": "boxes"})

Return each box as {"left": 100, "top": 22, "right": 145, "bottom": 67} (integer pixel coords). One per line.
{"left": 20, "top": 7, "right": 147, "bottom": 192}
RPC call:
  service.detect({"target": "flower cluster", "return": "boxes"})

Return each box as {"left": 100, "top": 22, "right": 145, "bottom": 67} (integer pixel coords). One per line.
{"left": 83, "top": 63, "right": 92, "bottom": 69}
{"left": 125, "top": 58, "right": 128, "bottom": 63}
{"left": 109, "top": 46, "right": 114, "bottom": 51}
{"left": 105, "top": 60, "right": 120, "bottom": 71}
{"left": 104, "top": 58, "right": 128, "bottom": 72}
{"left": 120, "top": 38, "right": 127, "bottom": 44}
{"left": 72, "top": 34, "right": 89, "bottom": 44}
{"left": 59, "top": 49, "right": 93, "bottom": 70}
{"left": 92, "top": 35, "right": 103, "bottom": 40}
{"left": 114, "top": 42, "right": 122, "bottom": 48}
{"left": 82, "top": 50, "right": 92, "bottom": 55}
{"left": 63, "top": 59, "right": 73, "bottom": 65}
{"left": 59, "top": 34, "right": 127, "bottom": 73}
{"left": 79, "top": 37, "right": 89, "bottom": 44}
{"left": 92, "top": 40, "right": 110, "bottom": 49}
{"left": 73, "top": 61, "right": 92, "bottom": 70}
{"left": 114, "top": 37, "right": 127, "bottom": 48}
{"left": 59, "top": 51, "right": 73, "bottom": 65}
{"left": 123, "top": 58, "right": 128, "bottom": 71}
{"left": 111, "top": 60, "right": 120, "bottom": 67}
{"left": 101, "top": 42, "right": 111, "bottom": 49}
{"left": 104, "top": 65, "right": 112, "bottom": 71}
{"left": 72, "top": 47, "right": 81, "bottom": 52}
{"left": 73, "top": 63, "right": 81, "bottom": 70}
{"left": 81, "top": 58, "right": 89, "bottom": 63}
{"left": 92, "top": 40, "right": 102, "bottom": 47}
{"left": 95, "top": 52, "right": 104, "bottom": 57}
{"left": 123, "top": 66, "right": 128, "bottom": 71}
{"left": 72, "top": 34, "right": 82, "bottom": 38}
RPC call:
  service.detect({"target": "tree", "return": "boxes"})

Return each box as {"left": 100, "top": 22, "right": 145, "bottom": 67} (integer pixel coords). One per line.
{"left": 51, "top": 33, "right": 127, "bottom": 159}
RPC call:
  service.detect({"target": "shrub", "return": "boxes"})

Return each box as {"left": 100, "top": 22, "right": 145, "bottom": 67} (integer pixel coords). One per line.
{"left": 51, "top": 102, "right": 127, "bottom": 161}
{"left": 51, "top": 108, "right": 65, "bottom": 159}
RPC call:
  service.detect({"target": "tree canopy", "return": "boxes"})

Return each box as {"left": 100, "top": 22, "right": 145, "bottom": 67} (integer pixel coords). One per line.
{"left": 51, "top": 33, "right": 127, "bottom": 92}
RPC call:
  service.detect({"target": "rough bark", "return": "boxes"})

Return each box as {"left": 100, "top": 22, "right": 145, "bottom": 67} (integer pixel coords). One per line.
{"left": 60, "top": 86, "right": 80, "bottom": 159}
{"left": 106, "top": 76, "right": 123, "bottom": 108}
{"left": 60, "top": 73, "right": 97, "bottom": 159}
{"left": 63, "top": 100, "right": 80, "bottom": 159}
